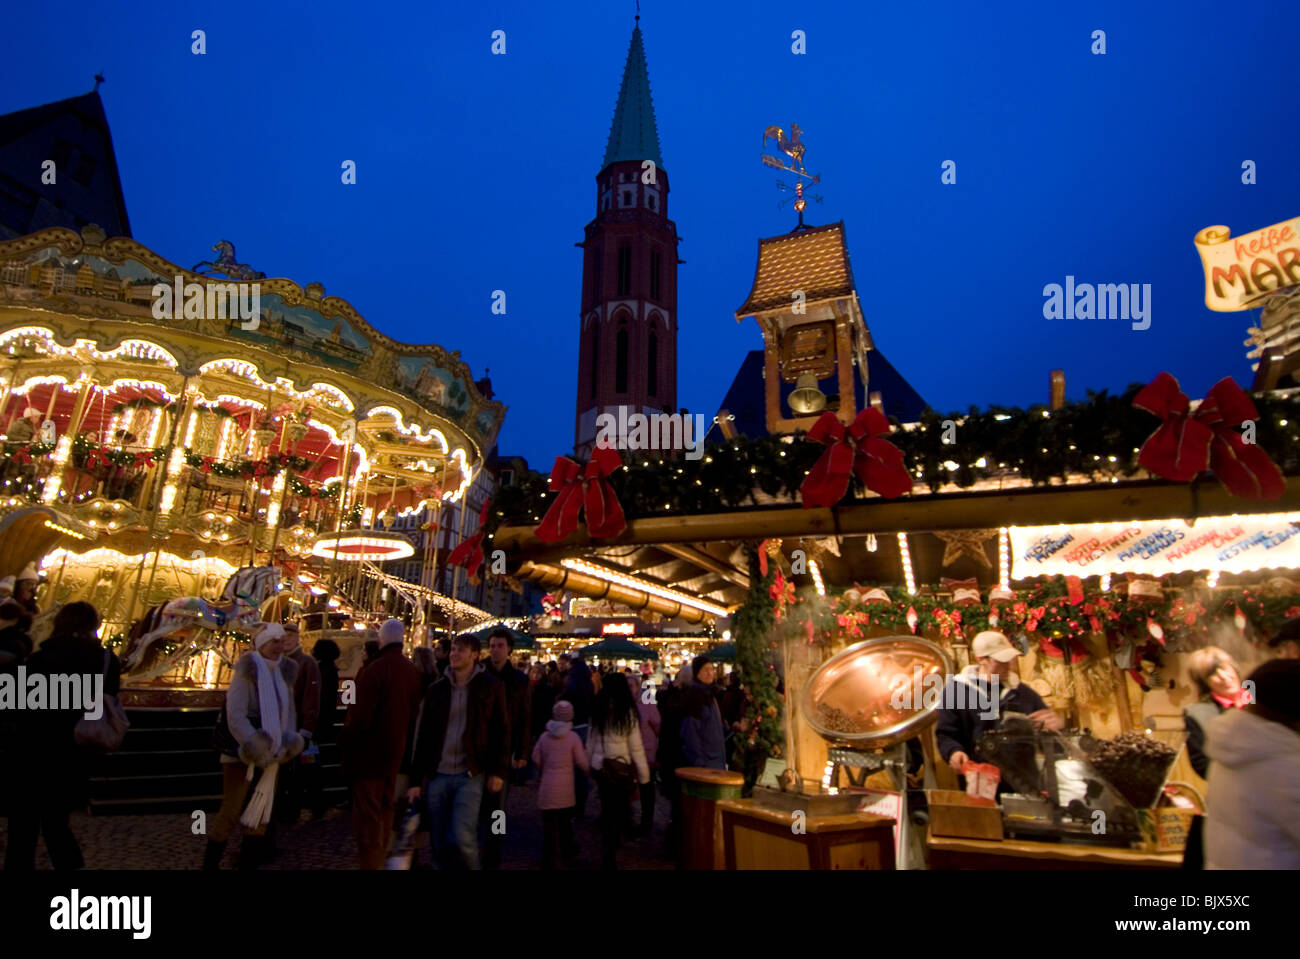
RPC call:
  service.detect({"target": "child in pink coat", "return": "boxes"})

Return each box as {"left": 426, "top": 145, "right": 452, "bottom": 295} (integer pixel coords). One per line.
{"left": 531, "top": 699, "right": 589, "bottom": 868}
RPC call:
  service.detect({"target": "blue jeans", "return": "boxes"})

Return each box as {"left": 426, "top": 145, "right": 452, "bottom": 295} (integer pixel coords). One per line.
{"left": 425, "top": 772, "right": 486, "bottom": 870}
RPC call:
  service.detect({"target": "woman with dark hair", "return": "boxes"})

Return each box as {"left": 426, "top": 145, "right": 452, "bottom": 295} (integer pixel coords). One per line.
{"left": 412, "top": 646, "right": 438, "bottom": 696}
{"left": 588, "top": 670, "right": 650, "bottom": 869}
{"left": 560, "top": 657, "right": 596, "bottom": 817}
{"left": 1184, "top": 646, "right": 1248, "bottom": 780}
{"left": 5, "top": 601, "right": 118, "bottom": 870}
{"left": 529, "top": 663, "right": 555, "bottom": 746}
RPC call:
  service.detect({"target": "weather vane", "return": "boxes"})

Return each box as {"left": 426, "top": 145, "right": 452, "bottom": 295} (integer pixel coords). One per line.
{"left": 762, "top": 123, "right": 822, "bottom": 228}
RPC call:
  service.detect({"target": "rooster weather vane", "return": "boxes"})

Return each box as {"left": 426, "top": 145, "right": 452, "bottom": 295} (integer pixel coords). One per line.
{"left": 762, "top": 123, "right": 823, "bottom": 228}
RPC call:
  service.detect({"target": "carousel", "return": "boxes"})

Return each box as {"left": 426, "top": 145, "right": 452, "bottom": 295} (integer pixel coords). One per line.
{"left": 0, "top": 224, "right": 504, "bottom": 699}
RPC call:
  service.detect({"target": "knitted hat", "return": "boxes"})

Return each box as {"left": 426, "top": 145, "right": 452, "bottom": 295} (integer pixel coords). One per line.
{"left": 16, "top": 563, "right": 38, "bottom": 582}
{"left": 0, "top": 576, "right": 13, "bottom": 596}
{"left": 254, "top": 623, "right": 285, "bottom": 650}
{"left": 552, "top": 700, "right": 574, "bottom": 723}
{"left": 378, "top": 618, "right": 405, "bottom": 648}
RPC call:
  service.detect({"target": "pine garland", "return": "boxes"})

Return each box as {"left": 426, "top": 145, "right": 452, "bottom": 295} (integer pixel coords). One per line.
{"left": 734, "top": 546, "right": 785, "bottom": 761}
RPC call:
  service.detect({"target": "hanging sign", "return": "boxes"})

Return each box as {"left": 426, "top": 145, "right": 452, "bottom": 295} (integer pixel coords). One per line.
{"left": 1195, "top": 216, "right": 1300, "bottom": 311}
{"left": 602, "top": 622, "right": 636, "bottom": 636}
{"left": 1010, "top": 513, "right": 1300, "bottom": 576}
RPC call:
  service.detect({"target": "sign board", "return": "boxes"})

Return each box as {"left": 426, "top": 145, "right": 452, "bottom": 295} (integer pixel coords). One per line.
{"left": 1195, "top": 217, "right": 1300, "bottom": 311}
{"left": 1010, "top": 514, "right": 1300, "bottom": 577}
{"left": 602, "top": 622, "right": 635, "bottom": 636}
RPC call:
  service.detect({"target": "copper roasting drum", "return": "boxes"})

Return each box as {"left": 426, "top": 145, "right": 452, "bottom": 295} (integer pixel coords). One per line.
{"left": 803, "top": 636, "right": 954, "bottom": 748}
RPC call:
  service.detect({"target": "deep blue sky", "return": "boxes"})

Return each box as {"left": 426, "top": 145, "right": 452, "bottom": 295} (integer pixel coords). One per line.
{"left": 5, "top": 0, "right": 1297, "bottom": 468}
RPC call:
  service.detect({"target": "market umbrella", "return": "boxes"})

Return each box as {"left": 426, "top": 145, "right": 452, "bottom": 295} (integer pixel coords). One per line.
{"left": 576, "top": 636, "right": 659, "bottom": 661}
{"left": 459, "top": 624, "right": 536, "bottom": 650}
{"left": 707, "top": 642, "right": 737, "bottom": 663}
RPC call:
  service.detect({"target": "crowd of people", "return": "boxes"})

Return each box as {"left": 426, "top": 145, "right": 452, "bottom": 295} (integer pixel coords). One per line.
{"left": 6, "top": 575, "right": 1295, "bottom": 872}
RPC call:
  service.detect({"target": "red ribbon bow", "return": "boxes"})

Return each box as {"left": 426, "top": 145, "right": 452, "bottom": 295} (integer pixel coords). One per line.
{"left": 1134, "top": 372, "right": 1284, "bottom": 500}
{"left": 448, "top": 498, "right": 492, "bottom": 577}
{"left": 11, "top": 446, "right": 32, "bottom": 464}
{"left": 535, "top": 446, "right": 627, "bottom": 542}
{"left": 799, "top": 409, "right": 912, "bottom": 509}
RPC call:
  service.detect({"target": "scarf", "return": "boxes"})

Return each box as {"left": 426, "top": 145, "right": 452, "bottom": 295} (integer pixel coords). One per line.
{"left": 240, "top": 651, "right": 289, "bottom": 828}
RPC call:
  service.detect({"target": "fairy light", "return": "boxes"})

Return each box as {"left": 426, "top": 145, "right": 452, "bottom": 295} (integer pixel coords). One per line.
{"left": 145, "top": 406, "right": 162, "bottom": 448}
{"left": 41, "top": 435, "right": 73, "bottom": 503}
{"left": 1100, "top": 573, "right": 1112, "bottom": 592}
{"left": 898, "top": 533, "right": 916, "bottom": 594}
{"left": 265, "top": 472, "right": 288, "bottom": 527}
{"left": 183, "top": 411, "right": 198, "bottom": 448}
{"left": 1207, "top": 571, "right": 1220, "bottom": 588}
{"left": 999, "top": 528, "right": 1011, "bottom": 588}
{"left": 809, "top": 558, "right": 826, "bottom": 597}
{"left": 560, "top": 558, "right": 728, "bottom": 617}
{"left": 866, "top": 533, "right": 878, "bottom": 552}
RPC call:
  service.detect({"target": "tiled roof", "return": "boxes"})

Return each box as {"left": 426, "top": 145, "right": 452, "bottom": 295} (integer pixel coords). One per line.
{"left": 602, "top": 27, "right": 663, "bottom": 170}
{"left": 735, "top": 221, "right": 856, "bottom": 317}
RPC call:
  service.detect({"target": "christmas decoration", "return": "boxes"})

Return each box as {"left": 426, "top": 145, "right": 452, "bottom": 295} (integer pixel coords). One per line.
{"left": 939, "top": 576, "right": 981, "bottom": 605}
{"left": 1134, "top": 372, "right": 1285, "bottom": 500}
{"left": 935, "top": 530, "right": 997, "bottom": 568}
{"left": 733, "top": 545, "right": 785, "bottom": 778}
{"left": 799, "top": 408, "right": 912, "bottom": 508}
{"left": 447, "top": 498, "right": 492, "bottom": 580}
{"left": 534, "top": 446, "right": 626, "bottom": 542}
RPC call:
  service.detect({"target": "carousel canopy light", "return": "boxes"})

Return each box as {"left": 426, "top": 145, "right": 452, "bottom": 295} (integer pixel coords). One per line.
{"left": 311, "top": 530, "right": 415, "bottom": 562}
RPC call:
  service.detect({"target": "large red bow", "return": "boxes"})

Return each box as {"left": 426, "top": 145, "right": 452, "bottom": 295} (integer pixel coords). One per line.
{"left": 535, "top": 446, "right": 626, "bottom": 542}
{"left": 448, "top": 498, "right": 492, "bottom": 577}
{"left": 799, "top": 409, "right": 912, "bottom": 508}
{"left": 1134, "top": 373, "right": 1284, "bottom": 500}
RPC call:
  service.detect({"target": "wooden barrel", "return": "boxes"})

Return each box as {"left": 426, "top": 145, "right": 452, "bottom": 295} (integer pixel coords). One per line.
{"left": 677, "top": 767, "right": 744, "bottom": 869}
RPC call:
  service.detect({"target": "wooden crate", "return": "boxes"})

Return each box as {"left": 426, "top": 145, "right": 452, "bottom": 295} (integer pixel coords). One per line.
{"left": 927, "top": 789, "right": 1003, "bottom": 841}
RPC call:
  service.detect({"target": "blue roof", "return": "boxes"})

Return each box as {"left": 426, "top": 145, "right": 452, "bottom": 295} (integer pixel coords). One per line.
{"left": 711, "top": 348, "right": 930, "bottom": 440}
{"left": 602, "top": 27, "right": 663, "bottom": 170}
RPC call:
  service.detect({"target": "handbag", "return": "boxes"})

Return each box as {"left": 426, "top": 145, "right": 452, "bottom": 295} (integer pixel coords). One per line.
{"left": 603, "top": 756, "right": 638, "bottom": 792}
{"left": 74, "top": 650, "right": 129, "bottom": 752}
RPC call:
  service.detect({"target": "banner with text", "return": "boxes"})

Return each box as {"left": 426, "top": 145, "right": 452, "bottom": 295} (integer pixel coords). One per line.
{"left": 1010, "top": 514, "right": 1300, "bottom": 576}
{"left": 1194, "top": 216, "right": 1300, "bottom": 311}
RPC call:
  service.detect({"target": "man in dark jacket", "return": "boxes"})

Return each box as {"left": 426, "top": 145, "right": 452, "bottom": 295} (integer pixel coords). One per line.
{"left": 681, "top": 655, "right": 727, "bottom": 770}
{"left": 340, "top": 619, "right": 423, "bottom": 869}
{"left": 405, "top": 633, "right": 509, "bottom": 870}
{"left": 480, "top": 626, "right": 531, "bottom": 869}
{"left": 935, "top": 631, "right": 1062, "bottom": 779}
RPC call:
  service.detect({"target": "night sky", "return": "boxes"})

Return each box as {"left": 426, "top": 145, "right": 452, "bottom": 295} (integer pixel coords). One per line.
{"left": 4, "top": 0, "right": 1297, "bottom": 469}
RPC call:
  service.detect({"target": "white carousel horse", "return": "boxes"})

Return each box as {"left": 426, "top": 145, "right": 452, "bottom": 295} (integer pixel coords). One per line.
{"left": 121, "top": 566, "right": 282, "bottom": 680}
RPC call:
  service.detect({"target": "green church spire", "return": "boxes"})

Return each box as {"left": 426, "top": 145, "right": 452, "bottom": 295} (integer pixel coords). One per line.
{"left": 602, "top": 26, "right": 663, "bottom": 170}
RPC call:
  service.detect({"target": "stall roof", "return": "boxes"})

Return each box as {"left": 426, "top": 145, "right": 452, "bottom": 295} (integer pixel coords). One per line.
{"left": 497, "top": 476, "right": 1300, "bottom": 615}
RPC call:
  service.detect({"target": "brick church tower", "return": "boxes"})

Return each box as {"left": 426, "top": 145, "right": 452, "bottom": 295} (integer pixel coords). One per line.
{"left": 574, "top": 23, "right": 680, "bottom": 456}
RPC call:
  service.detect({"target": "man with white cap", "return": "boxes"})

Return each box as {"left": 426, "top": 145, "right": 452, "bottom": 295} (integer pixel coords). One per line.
{"left": 339, "top": 618, "right": 423, "bottom": 869}
{"left": 935, "top": 630, "right": 1063, "bottom": 777}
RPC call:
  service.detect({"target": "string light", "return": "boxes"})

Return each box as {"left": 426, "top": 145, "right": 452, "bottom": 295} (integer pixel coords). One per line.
{"left": 560, "top": 558, "right": 728, "bottom": 617}
{"left": 998, "top": 528, "right": 1011, "bottom": 588}
{"left": 1206, "top": 571, "right": 1220, "bottom": 588}
{"left": 809, "top": 559, "right": 825, "bottom": 596}
{"left": 898, "top": 533, "right": 916, "bottom": 594}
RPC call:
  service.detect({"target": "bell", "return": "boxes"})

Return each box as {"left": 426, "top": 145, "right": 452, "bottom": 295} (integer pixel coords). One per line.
{"left": 788, "top": 373, "right": 826, "bottom": 414}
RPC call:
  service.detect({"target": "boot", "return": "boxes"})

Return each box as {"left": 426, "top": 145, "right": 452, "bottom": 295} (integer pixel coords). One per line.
{"left": 237, "top": 835, "right": 262, "bottom": 871}
{"left": 202, "top": 839, "right": 225, "bottom": 871}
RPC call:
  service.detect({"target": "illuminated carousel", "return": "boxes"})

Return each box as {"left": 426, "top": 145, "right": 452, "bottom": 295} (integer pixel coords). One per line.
{"left": 0, "top": 225, "right": 504, "bottom": 699}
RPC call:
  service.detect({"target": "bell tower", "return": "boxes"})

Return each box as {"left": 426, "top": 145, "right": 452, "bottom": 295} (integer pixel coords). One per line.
{"left": 574, "top": 23, "right": 680, "bottom": 457}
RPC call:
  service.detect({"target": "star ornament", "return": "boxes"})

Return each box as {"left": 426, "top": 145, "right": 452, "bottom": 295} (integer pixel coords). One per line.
{"left": 935, "top": 529, "right": 997, "bottom": 568}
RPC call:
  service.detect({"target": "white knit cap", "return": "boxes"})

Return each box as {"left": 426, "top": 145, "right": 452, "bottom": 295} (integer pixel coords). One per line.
{"left": 16, "top": 563, "right": 38, "bottom": 582}
{"left": 378, "top": 618, "right": 405, "bottom": 647}
{"left": 0, "top": 576, "right": 13, "bottom": 595}
{"left": 254, "top": 623, "right": 285, "bottom": 650}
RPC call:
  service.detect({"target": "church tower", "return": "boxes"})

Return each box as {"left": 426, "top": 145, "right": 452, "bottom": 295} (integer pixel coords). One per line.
{"left": 574, "top": 23, "right": 680, "bottom": 456}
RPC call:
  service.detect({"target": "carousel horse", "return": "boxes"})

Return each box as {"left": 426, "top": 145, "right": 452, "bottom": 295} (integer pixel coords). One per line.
{"left": 191, "top": 240, "right": 266, "bottom": 281}
{"left": 121, "top": 566, "right": 282, "bottom": 681}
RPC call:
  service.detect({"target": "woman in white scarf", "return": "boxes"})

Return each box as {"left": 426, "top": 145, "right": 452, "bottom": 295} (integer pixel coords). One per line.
{"left": 201, "top": 623, "right": 305, "bottom": 870}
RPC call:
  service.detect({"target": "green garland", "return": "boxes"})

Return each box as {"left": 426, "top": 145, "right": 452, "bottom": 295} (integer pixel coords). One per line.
{"left": 491, "top": 385, "right": 1300, "bottom": 527}
{"left": 734, "top": 546, "right": 786, "bottom": 766}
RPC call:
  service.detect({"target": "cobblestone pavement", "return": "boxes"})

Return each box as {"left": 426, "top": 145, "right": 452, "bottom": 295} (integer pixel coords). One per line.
{"left": 0, "top": 777, "right": 678, "bottom": 871}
